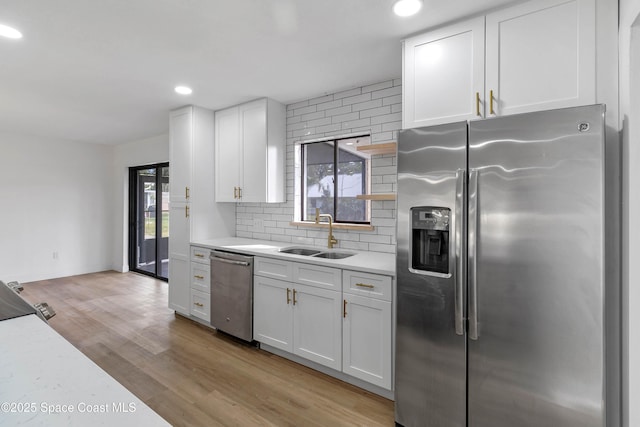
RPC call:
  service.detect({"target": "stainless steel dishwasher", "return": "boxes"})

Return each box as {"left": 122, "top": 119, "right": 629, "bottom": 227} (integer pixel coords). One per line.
{"left": 210, "top": 250, "right": 254, "bottom": 341}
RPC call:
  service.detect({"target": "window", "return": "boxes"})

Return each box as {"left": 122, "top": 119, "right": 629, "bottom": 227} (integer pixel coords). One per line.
{"left": 299, "top": 135, "right": 371, "bottom": 224}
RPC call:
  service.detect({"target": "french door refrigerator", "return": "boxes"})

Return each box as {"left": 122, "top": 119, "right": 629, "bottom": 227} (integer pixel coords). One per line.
{"left": 395, "top": 104, "right": 608, "bottom": 427}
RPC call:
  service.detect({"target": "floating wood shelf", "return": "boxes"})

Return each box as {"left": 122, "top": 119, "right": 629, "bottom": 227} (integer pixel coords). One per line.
{"left": 356, "top": 142, "right": 397, "bottom": 155}
{"left": 356, "top": 194, "right": 396, "bottom": 201}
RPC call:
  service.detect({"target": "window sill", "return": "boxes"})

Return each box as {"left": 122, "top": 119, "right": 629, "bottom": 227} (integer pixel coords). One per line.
{"left": 290, "top": 221, "right": 375, "bottom": 231}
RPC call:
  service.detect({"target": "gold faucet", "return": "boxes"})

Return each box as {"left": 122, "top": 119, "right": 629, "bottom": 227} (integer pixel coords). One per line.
{"left": 315, "top": 208, "right": 338, "bottom": 249}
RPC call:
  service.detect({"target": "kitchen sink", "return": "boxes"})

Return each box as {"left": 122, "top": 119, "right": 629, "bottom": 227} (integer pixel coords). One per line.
{"left": 313, "top": 252, "right": 354, "bottom": 259}
{"left": 279, "top": 247, "right": 322, "bottom": 256}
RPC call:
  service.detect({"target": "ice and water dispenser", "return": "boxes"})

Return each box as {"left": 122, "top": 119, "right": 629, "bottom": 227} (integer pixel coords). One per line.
{"left": 411, "top": 207, "right": 450, "bottom": 275}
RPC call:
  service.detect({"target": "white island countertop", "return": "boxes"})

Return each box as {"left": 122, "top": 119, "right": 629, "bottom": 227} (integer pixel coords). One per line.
{"left": 192, "top": 237, "right": 396, "bottom": 276}
{"left": 0, "top": 314, "right": 170, "bottom": 427}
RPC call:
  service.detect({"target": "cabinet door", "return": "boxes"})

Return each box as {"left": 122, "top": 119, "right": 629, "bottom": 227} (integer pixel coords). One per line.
{"left": 239, "top": 99, "right": 267, "bottom": 203}
{"left": 403, "top": 16, "right": 485, "bottom": 129}
{"left": 168, "top": 202, "right": 190, "bottom": 315}
{"left": 169, "top": 107, "right": 192, "bottom": 203}
{"left": 343, "top": 293, "right": 392, "bottom": 390}
{"left": 214, "top": 106, "right": 241, "bottom": 202}
{"left": 292, "top": 284, "right": 342, "bottom": 370}
{"left": 253, "top": 276, "right": 293, "bottom": 351}
{"left": 485, "top": 0, "right": 595, "bottom": 116}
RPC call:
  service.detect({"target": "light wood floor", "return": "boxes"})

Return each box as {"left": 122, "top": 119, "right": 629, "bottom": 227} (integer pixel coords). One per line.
{"left": 21, "top": 271, "right": 394, "bottom": 427}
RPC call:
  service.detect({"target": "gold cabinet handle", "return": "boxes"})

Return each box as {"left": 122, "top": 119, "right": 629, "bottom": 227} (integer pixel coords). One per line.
{"left": 238, "top": 187, "right": 242, "bottom": 199}
{"left": 476, "top": 92, "right": 481, "bottom": 116}
{"left": 286, "top": 288, "right": 291, "bottom": 305}
{"left": 194, "top": 302, "right": 204, "bottom": 307}
{"left": 489, "top": 89, "right": 495, "bottom": 115}
{"left": 185, "top": 205, "right": 190, "bottom": 218}
{"left": 194, "top": 253, "right": 204, "bottom": 258}
{"left": 233, "top": 187, "right": 238, "bottom": 199}
{"left": 185, "top": 186, "right": 190, "bottom": 199}
{"left": 343, "top": 300, "right": 347, "bottom": 318}
{"left": 293, "top": 289, "right": 297, "bottom": 305}
{"left": 356, "top": 283, "right": 375, "bottom": 289}
{"left": 194, "top": 275, "right": 204, "bottom": 280}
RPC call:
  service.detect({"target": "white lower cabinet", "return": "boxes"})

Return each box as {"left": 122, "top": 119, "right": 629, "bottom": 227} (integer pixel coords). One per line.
{"left": 343, "top": 293, "right": 392, "bottom": 389}
{"left": 253, "top": 257, "right": 394, "bottom": 392}
{"left": 292, "top": 284, "right": 342, "bottom": 370}
{"left": 253, "top": 259, "right": 342, "bottom": 370}
{"left": 253, "top": 275, "right": 293, "bottom": 351}
{"left": 342, "top": 270, "right": 393, "bottom": 390}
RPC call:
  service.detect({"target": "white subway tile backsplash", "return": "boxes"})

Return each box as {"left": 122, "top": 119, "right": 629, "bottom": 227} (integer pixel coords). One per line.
{"left": 325, "top": 105, "right": 353, "bottom": 117}
{"left": 331, "top": 112, "right": 359, "bottom": 124}
{"left": 308, "top": 94, "right": 335, "bottom": 105}
{"left": 317, "top": 99, "right": 343, "bottom": 111}
{"left": 341, "top": 117, "right": 371, "bottom": 129}
{"left": 301, "top": 111, "right": 326, "bottom": 122}
{"left": 359, "top": 106, "right": 391, "bottom": 118}
{"left": 294, "top": 105, "right": 317, "bottom": 116}
{"left": 333, "top": 87, "right": 362, "bottom": 99}
{"left": 371, "top": 85, "right": 402, "bottom": 99}
{"left": 235, "top": 78, "right": 400, "bottom": 254}
{"left": 288, "top": 99, "right": 309, "bottom": 110}
{"left": 342, "top": 92, "right": 372, "bottom": 105}
{"left": 362, "top": 80, "right": 394, "bottom": 93}
{"left": 352, "top": 99, "right": 384, "bottom": 112}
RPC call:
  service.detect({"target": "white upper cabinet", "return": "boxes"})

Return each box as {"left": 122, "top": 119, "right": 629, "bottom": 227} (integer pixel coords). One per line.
{"left": 402, "top": 0, "right": 595, "bottom": 128}
{"left": 169, "top": 108, "right": 193, "bottom": 203}
{"left": 215, "top": 98, "right": 286, "bottom": 203}
{"left": 403, "top": 17, "right": 485, "bottom": 128}
{"left": 485, "top": 0, "right": 595, "bottom": 116}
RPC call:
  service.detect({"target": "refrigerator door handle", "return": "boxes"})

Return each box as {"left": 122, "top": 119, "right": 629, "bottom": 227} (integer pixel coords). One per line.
{"left": 468, "top": 168, "right": 479, "bottom": 340}
{"left": 454, "top": 169, "right": 466, "bottom": 336}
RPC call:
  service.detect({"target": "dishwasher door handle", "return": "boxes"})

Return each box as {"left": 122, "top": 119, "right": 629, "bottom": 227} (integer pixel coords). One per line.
{"left": 211, "top": 257, "right": 250, "bottom": 267}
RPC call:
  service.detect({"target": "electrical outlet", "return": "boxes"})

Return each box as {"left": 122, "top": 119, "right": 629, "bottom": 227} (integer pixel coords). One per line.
{"left": 253, "top": 218, "right": 264, "bottom": 233}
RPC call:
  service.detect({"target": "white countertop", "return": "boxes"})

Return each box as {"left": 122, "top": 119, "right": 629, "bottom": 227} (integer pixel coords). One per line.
{"left": 0, "top": 314, "right": 170, "bottom": 427}
{"left": 191, "top": 237, "right": 396, "bottom": 276}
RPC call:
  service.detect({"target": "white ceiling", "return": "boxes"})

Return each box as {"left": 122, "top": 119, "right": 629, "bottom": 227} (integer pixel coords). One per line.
{"left": 0, "top": 0, "right": 520, "bottom": 145}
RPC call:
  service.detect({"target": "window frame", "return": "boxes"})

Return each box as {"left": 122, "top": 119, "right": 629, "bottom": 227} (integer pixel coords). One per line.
{"left": 299, "top": 134, "right": 371, "bottom": 225}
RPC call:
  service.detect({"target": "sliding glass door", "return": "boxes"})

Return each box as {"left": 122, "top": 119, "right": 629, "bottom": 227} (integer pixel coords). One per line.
{"left": 129, "top": 163, "right": 169, "bottom": 280}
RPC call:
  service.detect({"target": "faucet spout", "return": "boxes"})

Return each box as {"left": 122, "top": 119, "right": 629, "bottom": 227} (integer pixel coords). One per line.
{"left": 314, "top": 208, "right": 338, "bottom": 249}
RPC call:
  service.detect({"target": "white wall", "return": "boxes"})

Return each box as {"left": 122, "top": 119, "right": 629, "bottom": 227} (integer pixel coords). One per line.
{"left": 620, "top": 1, "right": 640, "bottom": 425}
{"left": 111, "top": 133, "right": 169, "bottom": 272}
{"left": 0, "top": 132, "right": 114, "bottom": 283}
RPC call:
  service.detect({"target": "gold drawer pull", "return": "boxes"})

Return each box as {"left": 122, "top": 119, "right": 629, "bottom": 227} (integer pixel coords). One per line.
{"left": 286, "top": 288, "right": 291, "bottom": 304}
{"left": 194, "top": 302, "right": 204, "bottom": 307}
{"left": 194, "top": 253, "right": 204, "bottom": 258}
{"left": 194, "top": 275, "right": 204, "bottom": 280}
{"left": 356, "top": 283, "right": 375, "bottom": 289}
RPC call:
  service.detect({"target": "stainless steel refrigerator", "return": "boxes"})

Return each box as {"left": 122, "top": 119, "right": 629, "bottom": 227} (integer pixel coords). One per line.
{"left": 395, "top": 105, "right": 609, "bottom": 426}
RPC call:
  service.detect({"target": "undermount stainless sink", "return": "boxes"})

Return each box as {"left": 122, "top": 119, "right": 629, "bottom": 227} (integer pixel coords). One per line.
{"left": 279, "top": 247, "right": 322, "bottom": 256}
{"left": 312, "top": 252, "right": 354, "bottom": 259}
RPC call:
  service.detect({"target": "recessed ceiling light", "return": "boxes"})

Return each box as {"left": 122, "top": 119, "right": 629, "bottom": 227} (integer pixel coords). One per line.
{"left": 175, "top": 86, "right": 193, "bottom": 95}
{"left": 393, "top": 0, "right": 422, "bottom": 17}
{"left": 0, "top": 24, "right": 23, "bottom": 39}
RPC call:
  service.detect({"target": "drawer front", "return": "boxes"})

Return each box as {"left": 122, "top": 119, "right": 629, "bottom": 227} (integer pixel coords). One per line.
{"left": 343, "top": 270, "right": 392, "bottom": 301}
{"left": 293, "top": 263, "right": 341, "bottom": 291}
{"left": 255, "top": 257, "right": 292, "bottom": 281}
{"left": 191, "top": 246, "right": 210, "bottom": 264}
{"left": 190, "top": 289, "right": 210, "bottom": 322}
{"left": 191, "top": 262, "right": 210, "bottom": 293}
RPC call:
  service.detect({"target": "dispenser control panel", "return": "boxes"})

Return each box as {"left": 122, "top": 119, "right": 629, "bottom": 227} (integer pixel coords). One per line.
{"left": 411, "top": 207, "right": 450, "bottom": 274}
